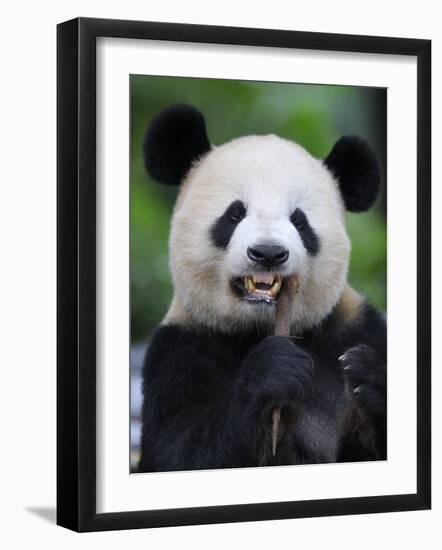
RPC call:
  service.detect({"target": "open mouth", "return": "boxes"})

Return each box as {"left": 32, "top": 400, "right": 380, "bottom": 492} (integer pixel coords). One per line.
{"left": 231, "top": 273, "right": 286, "bottom": 305}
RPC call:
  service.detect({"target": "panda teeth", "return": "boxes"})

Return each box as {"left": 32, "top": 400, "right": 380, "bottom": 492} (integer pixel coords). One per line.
{"left": 243, "top": 274, "right": 283, "bottom": 298}
{"left": 269, "top": 278, "right": 282, "bottom": 297}
{"left": 244, "top": 276, "right": 256, "bottom": 293}
{"left": 252, "top": 273, "right": 275, "bottom": 285}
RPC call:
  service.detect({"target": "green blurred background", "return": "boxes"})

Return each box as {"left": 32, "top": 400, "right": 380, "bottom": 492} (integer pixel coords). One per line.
{"left": 130, "top": 76, "right": 387, "bottom": 343}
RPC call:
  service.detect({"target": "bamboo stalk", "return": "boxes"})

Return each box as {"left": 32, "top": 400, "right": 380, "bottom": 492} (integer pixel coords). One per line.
{"left": 271, "top": 276, "right": 298, "bottom": 456}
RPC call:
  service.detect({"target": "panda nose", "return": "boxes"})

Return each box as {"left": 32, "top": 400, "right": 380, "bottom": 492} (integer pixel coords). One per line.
{"left": 247, "top": 244, "right": 289, "bottom": 267}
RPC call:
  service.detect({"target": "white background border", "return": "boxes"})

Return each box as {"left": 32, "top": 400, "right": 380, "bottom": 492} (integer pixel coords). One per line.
{"left": 97, "top": 37, "right": 417, "bottom": 513}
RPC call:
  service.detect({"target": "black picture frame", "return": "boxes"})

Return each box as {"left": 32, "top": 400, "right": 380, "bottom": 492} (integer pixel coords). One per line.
{"left": 57, "top": 17, "right": 431, "bottom": 532}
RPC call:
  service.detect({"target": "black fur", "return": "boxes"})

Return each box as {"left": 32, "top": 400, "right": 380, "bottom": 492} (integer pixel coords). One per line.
{"left": 139, "top": 301, "right": 386, "bottom": 472}
{"left": 337, "top": 345, "right": 386, "bottom": 460}
{"left": 210, "top": 200, "right": 247, "bottom": 249}
{"left": 324, "top": 136, "right": 381, "bottom": 213}
{"left": 143, "top": 104, "right": 211, "bottom": 186}
{"left": 290, "top": 208, "right": 320, "bottom": 256}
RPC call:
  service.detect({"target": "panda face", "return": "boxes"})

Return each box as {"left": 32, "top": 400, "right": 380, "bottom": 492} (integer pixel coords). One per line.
{"left": 168, "top": 135, "right": 351, "bottom": 333}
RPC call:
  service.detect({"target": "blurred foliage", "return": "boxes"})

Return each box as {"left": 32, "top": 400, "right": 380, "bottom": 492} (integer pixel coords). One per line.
{"left": 131, "top": 76, "right": 386, "bottom": 342}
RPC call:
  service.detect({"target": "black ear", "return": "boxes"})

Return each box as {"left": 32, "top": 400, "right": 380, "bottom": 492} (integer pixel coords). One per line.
{"left": 143, "top": 104, "right": 211, "bottom": 186}
{"left": 324, "top": 136, "right": 381, "bottom": 212}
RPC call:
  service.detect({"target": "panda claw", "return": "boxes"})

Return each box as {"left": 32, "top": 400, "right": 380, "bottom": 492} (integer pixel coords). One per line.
{"left": 353, "top": 386, "right": 361, "bottom": 395}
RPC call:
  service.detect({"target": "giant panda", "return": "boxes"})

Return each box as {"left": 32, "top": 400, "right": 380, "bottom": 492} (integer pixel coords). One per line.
{"left": 138, "top": 104, "right": 386, "bottom": 472}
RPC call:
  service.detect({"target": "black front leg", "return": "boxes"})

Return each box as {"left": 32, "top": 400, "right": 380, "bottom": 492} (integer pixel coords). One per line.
{"left": 139, "top": 326, "right": 314, "bottom": 472}
{"left": 337, "top": 344, "right": 386, "bottom": 461}
{"left": 238, "top": 335, "right": 314, "bottom": 465}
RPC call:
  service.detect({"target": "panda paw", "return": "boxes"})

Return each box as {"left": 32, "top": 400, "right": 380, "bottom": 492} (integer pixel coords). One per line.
{"left": 240, "top": 335, "right": 314, "bottom": 417}
{"left": 238, "top": 336, "right": 314, "bottom": 463}
{"left": 340, "top": 344, "right": 386, "bottom": 422}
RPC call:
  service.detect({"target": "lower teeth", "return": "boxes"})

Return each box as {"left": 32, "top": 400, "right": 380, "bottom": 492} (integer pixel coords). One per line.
{"left": 246, "top": 294, "right": 274, "bottom": 304}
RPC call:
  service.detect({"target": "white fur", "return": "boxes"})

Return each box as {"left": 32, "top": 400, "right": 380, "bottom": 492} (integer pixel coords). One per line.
{"left": 165, "top": 134, "right": 350, "bottom": 334}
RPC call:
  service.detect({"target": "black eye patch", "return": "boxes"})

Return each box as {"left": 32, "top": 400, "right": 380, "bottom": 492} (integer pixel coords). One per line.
{"left": 290, "top": 208, "right": 320, "bottom": 256}
{"left": 210, "top": 200, "right": 246, "bottom": 249}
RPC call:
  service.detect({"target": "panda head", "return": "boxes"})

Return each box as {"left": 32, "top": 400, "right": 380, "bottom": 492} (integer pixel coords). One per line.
{"left": 143, "top": 104, "right": 381, "bottom": 333}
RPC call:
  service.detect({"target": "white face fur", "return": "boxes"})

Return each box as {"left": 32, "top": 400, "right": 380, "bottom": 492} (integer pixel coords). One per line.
{"left": 166, "top": 134, "right": 351, "bottom": 334}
